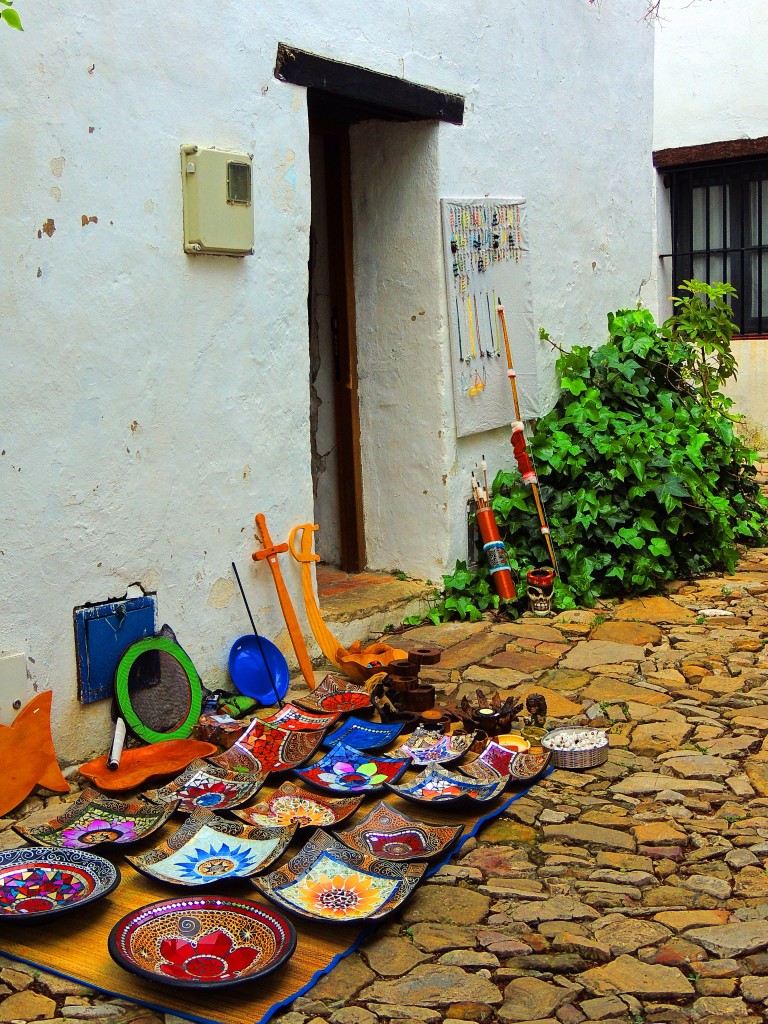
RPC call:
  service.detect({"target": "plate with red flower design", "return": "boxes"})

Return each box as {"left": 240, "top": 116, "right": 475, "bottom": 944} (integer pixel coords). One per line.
{"left": 142, "top": 760, "right": 267, "bottom": 814}
{"left": 12, "top": 789, "right": 177, "bottom": 849}
{"left": 253, "top": 830, "right": 425, "bottom": 923}
{"left": 108, "top": 895, "right": 296, "bottom": 989}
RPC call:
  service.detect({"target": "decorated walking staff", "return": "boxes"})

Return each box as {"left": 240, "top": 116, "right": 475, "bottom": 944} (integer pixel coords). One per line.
{"left": 496, "top": 298, "right": 559, "bottom": 576}
{"left": 252, "top": 513, "right": 316, "bottom": 688}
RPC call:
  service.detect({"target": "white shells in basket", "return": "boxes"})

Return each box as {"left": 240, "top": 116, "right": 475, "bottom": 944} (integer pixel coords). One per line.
{"left": 541, "top": 728, "right": 608, "bottom": 752}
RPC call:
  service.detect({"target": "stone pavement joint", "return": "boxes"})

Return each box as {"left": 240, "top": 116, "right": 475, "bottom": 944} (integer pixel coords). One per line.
{"left": 5, "top": 547, "right": 768, "bottom": 1022}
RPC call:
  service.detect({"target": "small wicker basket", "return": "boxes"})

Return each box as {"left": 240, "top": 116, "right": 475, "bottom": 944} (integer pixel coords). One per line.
{"left": 541, "top": 727, "right": 609, "bottom": 770}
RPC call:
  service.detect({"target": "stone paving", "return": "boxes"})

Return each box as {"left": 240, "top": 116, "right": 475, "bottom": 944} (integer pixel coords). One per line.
{"left": 5, "top": 544, "right": 768, "bottom": 1023}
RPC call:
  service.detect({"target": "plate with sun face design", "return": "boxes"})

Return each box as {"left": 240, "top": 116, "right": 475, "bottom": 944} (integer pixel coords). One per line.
{"left": 13, "top": 789, "right": 178, "bottom": 849}
{"left": 252, "top": 830, "right": 425, "bottom": 923}
{"left": 127, "top": 809, "right": 296, "bottom": 887}
{"left": 231, "top": 781, "right": 363, "bottom": 832}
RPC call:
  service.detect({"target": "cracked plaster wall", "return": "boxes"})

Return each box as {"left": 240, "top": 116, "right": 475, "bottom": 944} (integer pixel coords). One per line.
{"left": 1, "top": 0, "right": 653, "bottom": 760}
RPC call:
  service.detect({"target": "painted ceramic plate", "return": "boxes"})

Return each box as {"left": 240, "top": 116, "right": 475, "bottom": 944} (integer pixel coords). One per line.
{"left": 507, "top": 748, "right": 552, "bottom": 782}
{"left": 143, "top": 760, "right": 267, "bottom": 814}
{"left": 336, "top": 801, "right": 463, "bottom": 861}
{"left": 460, "top": 740, "right": 517, "bottom": 784}
{"left": 108, "top": 895, "right": 296, "bottom": 990}
{"left": 253, "top": 830, "right": 425, "bottom": 923}
{"left": 386, "top": 765, "right": 508, "bottom": 807}
{"left": 496, "top": 733, "right": 531, "bottom": 753}
{"left": 127, "top": 809, "right": 296, "bottom": 887}
{"left": 207, "top": 721, "right": 324, "bottom": 774}
{"left": 13, "top": 789, "right": 178, "bottom": 849}
{"left": 395, "top": 727, "right": 476, "bottom": 766}
{"left": 294, "top": 741, "right": 411, "bottom": 794}
{"left": 231, "top": 781, "right": 363, "bottom": 831}
{"left": 293, "top": 675, "right": 373, "bottom": 716}
{"left": 262, "top": 703, "right": 341, "bottom": 733}
{"left": 321, "top": 716, "right": 405, "bottom": 752}
{"left": 0, "top": 846, "right": 120, "bottom": 921}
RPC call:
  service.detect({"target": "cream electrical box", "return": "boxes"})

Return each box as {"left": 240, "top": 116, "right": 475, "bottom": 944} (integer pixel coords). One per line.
{"left": 181, "top": 144, "right": 254, "bottom": 256}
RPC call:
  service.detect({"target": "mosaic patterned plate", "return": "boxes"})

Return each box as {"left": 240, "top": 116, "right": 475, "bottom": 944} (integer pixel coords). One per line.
{"left": 395, "top": 726, "right": 476, "bottom": 766}
{"left": 207, "top": 720, "right": 324, "bottom": 774}
{"left": 142, "top": 760, "right": 267, "bottom": 814}
{"left": 460, "top": 740, "right": 517, "bottom": 783}
{"left": 293, "top": 675, "right": 373, "bottom": 716}
{"left": 13, "top": 789, "right": 178, "bottom": 849}
{"left": 231, "top": 781, "right": 363, "bottom": 831}
{"left": 461, "top": 745, "right": 551, "bottom": 785}
{"left": 294, "top": 741, "right": 411, "bottom": 794}
{"left": 386, "top": 765, "right": 508, "bottom": 807}
{"left": 507, "top": 748, "right": 551, "bottom": 782}
{"left": 108, "top": 895, "right": 296, "bottom": 990}
{"left": 127, "top": 809, "right": 296, "bottom": 887}
{"left": 253, "top": 830, "right": 425, "bottom": 923}
{"left": 262, "top": 703, "right": 341, "bottom": 732}
{"left": 0, "top": 846, "right": 120, "bottom": 921}
{"left": 321, "top": 716, "right": 405, "bottom": 752}
{"left": 336, "top": 801, "right": 463, "bottom": 861}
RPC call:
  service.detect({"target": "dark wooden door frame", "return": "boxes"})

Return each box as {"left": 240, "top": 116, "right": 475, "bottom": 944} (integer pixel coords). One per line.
{"left": 310, "top": 117, "right": 366, "bottom": 572}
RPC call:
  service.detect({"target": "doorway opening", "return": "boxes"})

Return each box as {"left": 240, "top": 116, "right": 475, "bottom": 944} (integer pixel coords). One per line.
{"left": 277, "top": 45, "right": 465, "bottom": 580}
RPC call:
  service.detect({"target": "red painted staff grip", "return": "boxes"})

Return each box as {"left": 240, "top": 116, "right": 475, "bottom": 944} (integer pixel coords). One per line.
{"left": 476, "top": 508, "right": 516, "bottom": 601}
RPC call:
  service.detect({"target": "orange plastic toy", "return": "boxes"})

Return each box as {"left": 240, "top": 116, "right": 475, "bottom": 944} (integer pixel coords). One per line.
{"left": 288, "top": 522, "right": 408, "bottom": 685}
{"left": 0, "top": 691, "right": 70, "bottom": 816}
{"left": 252, "top": 512, "right": 316, "bottom": 688}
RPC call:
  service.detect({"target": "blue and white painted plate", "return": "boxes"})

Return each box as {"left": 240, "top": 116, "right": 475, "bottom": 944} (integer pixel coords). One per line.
{"left": 321, "top": 717, "right": 405, "bottom": 752}
{"left": 127, "top": 809, "right": 296, "bottom": 887}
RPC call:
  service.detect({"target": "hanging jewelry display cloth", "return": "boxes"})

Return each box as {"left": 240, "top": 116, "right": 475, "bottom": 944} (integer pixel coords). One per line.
{"left": 440, "top": 197, "right": 541, "bottom": 437}
{"left": 0, "top": 779, "right": 544, "bottom": 1024}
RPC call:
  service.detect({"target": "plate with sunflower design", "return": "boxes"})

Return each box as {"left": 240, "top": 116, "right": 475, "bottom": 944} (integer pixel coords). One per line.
{"left": 321, "top": 716, "right": 406, "bottom": 753}
{"left": 0, "top": 846, "right": 121, "bottom": 921}
{"left": 108, "top": 895, "right": 296, "bottom": 990}
{"left": 385, "top": 765, "right": 507, "bottom": 807}
{"left": 127, "top": 809, "right": 296, "bottom": 887}
{"left": 12, "top": 789, "right": 178, "bottom": 849}
{"left": 293, "top": 742, "right": 411, "bottom": 794}
{"left": 253, "top": 830, "right": 425, "bottom": 923}
{"left": 336, "top": 801, "right": 463, "bottom": 861}
{"left": 231, "top": 781, "right": 363, "bottom": 832}
{"left": 207, "top": 721, "right": 324, "bottom": 774}
{"left": 142, "top": 760, "right": 267, "bottom": 814}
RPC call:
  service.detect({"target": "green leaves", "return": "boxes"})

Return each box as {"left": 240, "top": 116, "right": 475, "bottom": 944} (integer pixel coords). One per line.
{"left": 1, "top": 2, "right": 22, "bottom": 29}
{"left": 406, "top": 286, "right": 767, "bottom": 627}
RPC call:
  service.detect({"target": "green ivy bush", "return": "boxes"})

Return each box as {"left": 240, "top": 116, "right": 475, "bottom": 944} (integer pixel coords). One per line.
{"left": 408, "top": 281, "right": 768, "bottom": 623}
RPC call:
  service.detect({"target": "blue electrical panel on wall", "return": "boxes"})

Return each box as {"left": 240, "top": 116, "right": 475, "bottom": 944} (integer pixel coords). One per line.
{"left": 74, "top": 596, "right": 157, "bottom": 704}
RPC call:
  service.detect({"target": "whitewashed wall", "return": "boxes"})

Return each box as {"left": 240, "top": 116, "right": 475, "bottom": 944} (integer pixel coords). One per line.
{"left": 654, "top": 0, "right": 768, "bottom": 436}
{"left": 1, "top": 0, "right": 654, "bottom": 760}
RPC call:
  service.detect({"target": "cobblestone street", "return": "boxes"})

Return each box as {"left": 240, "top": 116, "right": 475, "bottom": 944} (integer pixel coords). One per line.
{"left": 4, "top": 538, "right": 768, "bottom": 1023}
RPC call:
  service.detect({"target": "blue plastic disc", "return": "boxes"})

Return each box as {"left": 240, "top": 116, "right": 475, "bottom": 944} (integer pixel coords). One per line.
{"left": 228, "top": 635, "right": 290, "bottom": 706}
